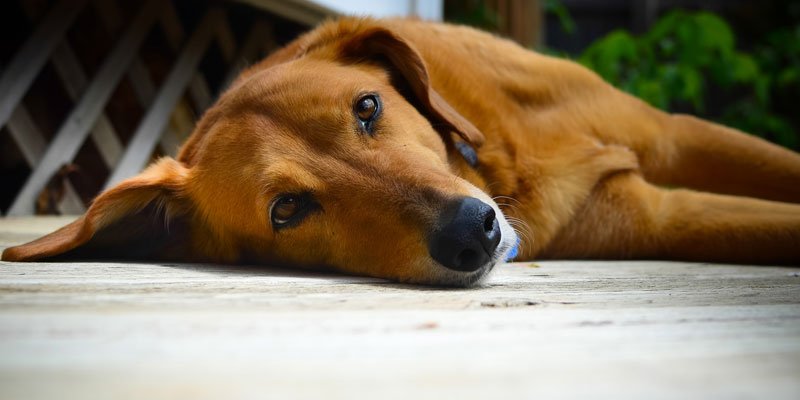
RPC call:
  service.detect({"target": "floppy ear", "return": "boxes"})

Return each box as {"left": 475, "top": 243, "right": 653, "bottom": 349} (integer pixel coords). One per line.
{"left": 339, "top": 27, "right": 485, "bottom": 147}
{"left": 1, "top": 158, "right": 194, "bottom": 262}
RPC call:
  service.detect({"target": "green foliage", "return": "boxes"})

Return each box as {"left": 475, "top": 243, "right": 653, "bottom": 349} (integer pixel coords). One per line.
{"left": 444, "top": 0, "right": 500, "bottom": 32}
{"left": 578, "top": 10, "right": 799, "bottom": 149}
{"left": 544, "top": 0, "right": 575, "bottom": 34}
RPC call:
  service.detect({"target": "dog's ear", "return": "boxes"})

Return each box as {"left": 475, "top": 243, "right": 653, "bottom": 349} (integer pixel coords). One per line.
{"left": 1, "top": 158, "right": 194, "bottom": 262}
{"left": 339, "top": 27, "right": 485, "bottom": 147}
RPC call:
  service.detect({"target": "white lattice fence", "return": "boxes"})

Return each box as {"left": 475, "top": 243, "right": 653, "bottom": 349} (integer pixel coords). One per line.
{"left": 0, "top": 0, "right": 329, "bottom": 215}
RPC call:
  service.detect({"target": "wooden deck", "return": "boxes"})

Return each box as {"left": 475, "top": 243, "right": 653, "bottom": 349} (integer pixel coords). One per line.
{"left": 1, "top": 217, "right": 799, "bottom": 399}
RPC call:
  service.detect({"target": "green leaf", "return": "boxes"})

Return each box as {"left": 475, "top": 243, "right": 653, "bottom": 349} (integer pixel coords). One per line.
{"left": 633, "top": 79, "right": 668, "bottom": 109}
{"left": 572, "top": 8, "right": 798, "bottom": 151}
{"left": 545, "top": 0, "right": 576, "bottom": 34}
{"left": 678, "top": 66, "right": 704, "bottom": 109}
{"left": 730, "top": 53, "right": 759, "bottom": 83}
{"left": 644, "top": 11, "right": 683, "bottom": 46}
{"left": 693, "top": 12, "right": 735, "bottom": 57}
{"left": 755, "top": 76, "right": 771, "bottom": 106}
{"left": 579, "top": 30, "right": 637, "bottom": 82}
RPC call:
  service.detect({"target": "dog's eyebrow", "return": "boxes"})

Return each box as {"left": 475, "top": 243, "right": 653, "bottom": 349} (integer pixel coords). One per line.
{"left": 261, "top": 159, "right": 325, "bottom": 195}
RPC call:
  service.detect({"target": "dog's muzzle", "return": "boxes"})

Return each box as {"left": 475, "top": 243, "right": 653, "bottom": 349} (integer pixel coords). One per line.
{"left": 428, "top": 197, "right": 502, "bottom": 272}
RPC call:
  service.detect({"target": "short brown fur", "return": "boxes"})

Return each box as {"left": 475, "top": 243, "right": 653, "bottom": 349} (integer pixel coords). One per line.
{"left": 3, "top": 18, "right": 799, "bottom": 285}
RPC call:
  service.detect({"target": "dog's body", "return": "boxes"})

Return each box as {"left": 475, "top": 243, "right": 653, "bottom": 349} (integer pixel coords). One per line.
{"left": 3, "top": 18, "right": 800, "bottom": 285}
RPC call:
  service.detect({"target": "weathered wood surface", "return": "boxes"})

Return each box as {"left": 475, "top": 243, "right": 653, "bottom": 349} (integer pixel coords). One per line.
{"left": 0, "top": 217, "right": 799, "bottom": 400}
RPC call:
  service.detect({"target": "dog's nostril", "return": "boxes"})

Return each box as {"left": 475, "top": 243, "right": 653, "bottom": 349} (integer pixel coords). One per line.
{"left": 483, "top": 212, "right": 495, "bottom": 232}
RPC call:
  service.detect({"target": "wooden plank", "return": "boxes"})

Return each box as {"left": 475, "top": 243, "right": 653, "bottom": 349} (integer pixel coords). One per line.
{"left": 159, "top": 0, "right": 185, "bottom": 50}
{"left": 85, "top": 0, "right": 199, "bottom": 166}
{"left": 161, "top": 1, "right": 219, "bottom": 115}
{"left": 92, "top": 0, "right": 216, "bottom": 162}
{"left": 101, "top": 6, "right": 169, "bottom": 155}
{"left": 123, "top": 57, "right": 189, "bottom": 159}
{"left": 58, "top": 183, "right": 86, "bottom": 215}
{"left": 91, "top": 0, "right": 156, "bottom": 106}
{"left": 0, "top": 0, "right": 89, "bottom": 129}
{"left": 188, "top": 77, "right": 213, "bottom": 111}
{"left": 7, "top": 0, "right": 162, "bottom": 216}
{"left": 7, "top": 106, "right": 86, "bottom": 215}
{"left": 50, "top": 43, "right": 124, "bottom": 168}
{"left": 162, "top": 100, "right": 197, "bottom": 156}
{"left": 105, "top": 9, "right": 227, "bottom": 189}
{"left": 9, "top": 0, "right": 121, "bottom": 214}
{"left": 91, "top": 0, "right": 155, "bottom": 101}
{"left": 137, "top": 0, "right": 218, "bottom": 155}
{"left": 1, "top": 18, "right": 89, "bottom": 215}
{"left": 185, "top": 13, "right": 237, "bottom": 111}
{"left": 0, "top": 217, "right": 798, "bottom": 399}
{"left": 6, "top": 107, "right": 47, "bottom": 166}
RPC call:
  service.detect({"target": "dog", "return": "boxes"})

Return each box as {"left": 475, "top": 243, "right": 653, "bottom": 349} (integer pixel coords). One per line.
{"left": 3, "top": 18, "right": 799, "bottom": 286}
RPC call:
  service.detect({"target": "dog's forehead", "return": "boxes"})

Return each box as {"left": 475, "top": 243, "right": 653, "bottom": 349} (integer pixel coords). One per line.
{"left": 205, "top": 59, "right": 391, "bottom": 148}
{"left": 227, "top": 58, "right": 387, "bottom": 109}
{"left": 189, "top": 58, "right": 396, "bottom": 183}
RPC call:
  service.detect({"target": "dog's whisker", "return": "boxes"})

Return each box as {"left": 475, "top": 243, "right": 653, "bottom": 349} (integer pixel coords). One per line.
{"left": 506, "top": 222, "right": 532, "bottom": 258}
{"left": 493, "top": 195, "right": 523, "bottom": 206}
{"left": 508, "top": 220, "right": 533, "bottom": 241}
{"left": 484, "top": 181, "right": 504, "bottom": 193}
{"left": 496, "top": 202, "right": 522, "bottom": 215}
{"left": 504, "top": 216, "right": 527, "bottom": 225}
{"left": 505, "top": 216, "right": 535, "bottom": 256}
{"left": 494, "top": 196, "right": 527, "bottom": 245}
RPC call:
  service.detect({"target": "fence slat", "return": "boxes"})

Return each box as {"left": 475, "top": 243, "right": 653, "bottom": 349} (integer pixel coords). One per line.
{"left": 59, "top": 183, "right": 86, "bottom": 215}
{"left": 8, "top": 0, "right": 162, "bottom": 216}
{"left": 50, "top": 43, "right": 124, "bottom": 168}
{"left": 98, "top": 0, "right": 224, "bottom": 158}
{"left": 96, "top": 0, "right": 172, "bottom": 155}
{"left": 7, "top": 108, "right": 47, "bottom": 166}
{"left": 7, "top": 106, "right": 86, "bottom": 215}
{"left": 105, "top": 9, "right": 226, "bottom": 190}
{"left": 188, "top": 77, "right": 213, "bottom": 111}
{"left": 0, "top": 0, "right": 89, "bottom": 129}
{"left": 157, "top": 2, "right": 218, "bottom": 114}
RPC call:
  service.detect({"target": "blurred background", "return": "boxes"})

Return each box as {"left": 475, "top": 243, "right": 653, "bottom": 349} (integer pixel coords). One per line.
{"left": 1, "top": 0, "right": 798, "bottom": 217}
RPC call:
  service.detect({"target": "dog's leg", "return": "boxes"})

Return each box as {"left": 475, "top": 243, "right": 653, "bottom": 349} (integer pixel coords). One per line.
{"left": 646, "top": 114, "right": 800, "bottom": 203}
{"left": 541, "top": 172, "right": 800, "bottom": 264}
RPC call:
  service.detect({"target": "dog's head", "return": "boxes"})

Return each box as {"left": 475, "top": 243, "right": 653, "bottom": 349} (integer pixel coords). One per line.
{"left": 2, "top": 20, "right": 518, "bottom": 286}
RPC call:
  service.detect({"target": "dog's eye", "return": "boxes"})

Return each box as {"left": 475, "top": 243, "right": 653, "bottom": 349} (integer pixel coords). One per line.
{"left": 354, "top": 94, "right": 381, "bottom": 134}
{"left": 356, "top": 96, "right": 378, "bottom": 120}
{"left": 270, "top": 193, "right": 316, "bottom": 229}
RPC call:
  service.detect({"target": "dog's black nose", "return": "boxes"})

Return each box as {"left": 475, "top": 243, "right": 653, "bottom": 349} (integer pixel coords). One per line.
{"left": 428, "top": 197, "right": 502, "bottom": 272}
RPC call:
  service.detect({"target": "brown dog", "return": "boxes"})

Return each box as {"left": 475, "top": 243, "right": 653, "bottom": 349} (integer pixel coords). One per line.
{"left": 3, "top": 18, "right": 800, "bottom": 285}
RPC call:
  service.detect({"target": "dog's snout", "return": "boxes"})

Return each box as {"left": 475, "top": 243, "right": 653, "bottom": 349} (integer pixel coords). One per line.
{"left": 428, "top": 197, "right": 502, "bottom": 272}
